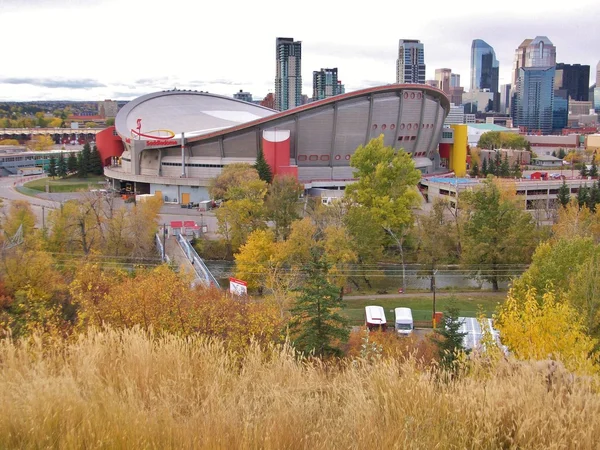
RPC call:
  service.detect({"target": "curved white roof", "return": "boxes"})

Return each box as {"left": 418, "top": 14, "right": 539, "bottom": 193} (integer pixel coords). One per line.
{"left": 115, "top": 91, "right": 276, "bottom": 140}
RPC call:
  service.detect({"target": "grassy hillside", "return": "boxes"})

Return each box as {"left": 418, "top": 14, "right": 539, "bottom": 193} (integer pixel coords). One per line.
{"left": 1, "top": 327, "right": 598, "bottom": 449}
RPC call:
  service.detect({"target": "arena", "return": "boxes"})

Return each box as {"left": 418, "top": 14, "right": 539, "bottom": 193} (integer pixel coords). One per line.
{"left": 101, "top": 85, "right": 450, "bottom": 203}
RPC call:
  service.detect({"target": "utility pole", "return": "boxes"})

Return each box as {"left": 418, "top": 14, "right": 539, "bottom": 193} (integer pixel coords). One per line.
{"left": 162, "top": 223, "right": 167, "bottom": 261}
{"left": 41, "top": 205, "right": 45, "bottom": 231}
{"left": 432, "top": 268, "right": 438, "bottom": 328}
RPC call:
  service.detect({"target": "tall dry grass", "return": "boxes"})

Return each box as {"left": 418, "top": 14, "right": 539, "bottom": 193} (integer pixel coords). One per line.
{"left": 1, "top": 327, "right": 600, "bottom": 449}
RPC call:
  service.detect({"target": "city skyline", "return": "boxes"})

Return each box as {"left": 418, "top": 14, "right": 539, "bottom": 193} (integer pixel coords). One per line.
{"left": 0, "top": 0, "right": 599, "bottom": 101}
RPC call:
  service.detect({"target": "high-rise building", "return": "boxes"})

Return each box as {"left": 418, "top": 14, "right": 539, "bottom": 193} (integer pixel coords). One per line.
{"left": 233, "top": 90, "right": 253, "bottom": 103}
{"left": 450, "top": 73, "right": 460, "bottom": 88}
{"left": 553, "top": 89, "right": 569, "bottom": 131}
{"left": 312, "top": 68, "right": 343, "bottom": 100}
{"left": 275, "top": 37, "right": 302, "bottom": 111}
{"left": 595, "top": 61, "right": 600, "bottom": 112}
{"left": 435, "top": 68, "right": 451, "bottom": 93}
{"left": 525, "top": 36, "right": 556, "bottom": 67}
{"left": 500, "top": 84, "right": 511, "bottom": 114}
{"left": 555, "top": 63, "right": 590, "bottom": 101}
{"left": 511, "top": 36, "right": 557, "bottom": 121}
{"left": 470, "top": 39, "right": 499, "bottom": 94}
{"left": 514, "top": 66, "right": 555, "bottom": 134}
{"left": 260, "top": 92, "right": 275, "bottom": 110}
{"left": 396, "top": 39, "right": 425, "bottom": 84}
{"left": 512, "top": 39, "right": 532, "bottom": 90}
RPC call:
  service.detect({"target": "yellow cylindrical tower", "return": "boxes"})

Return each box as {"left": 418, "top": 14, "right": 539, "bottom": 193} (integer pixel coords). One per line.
{"left": 450, "top": 124, "right": 468, "bottom": 177}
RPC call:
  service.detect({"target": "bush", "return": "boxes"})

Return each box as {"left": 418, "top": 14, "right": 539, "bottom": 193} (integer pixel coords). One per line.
{"left": 193, "top": 238, "right": 231, "bottom": 260}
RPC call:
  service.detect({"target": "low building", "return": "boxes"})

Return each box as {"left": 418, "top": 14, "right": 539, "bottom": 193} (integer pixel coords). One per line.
{"left": 525, "top": 134, "right": 580, "bottom": 156}
{"left": 421, "top": 176, "right": 597, "bottom": 211}
{"left": 532, "top": 155, "right": 563, "bottom": 167}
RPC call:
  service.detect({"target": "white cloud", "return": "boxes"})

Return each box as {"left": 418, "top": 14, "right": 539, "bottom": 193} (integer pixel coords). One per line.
{"left": 0, "top": 0, "right": 598, "bottom": 101}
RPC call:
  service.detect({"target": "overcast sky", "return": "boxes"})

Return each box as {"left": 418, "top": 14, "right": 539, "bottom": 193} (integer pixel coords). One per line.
{"left": 1, "top": 0, "right": 599, "bottom": 102}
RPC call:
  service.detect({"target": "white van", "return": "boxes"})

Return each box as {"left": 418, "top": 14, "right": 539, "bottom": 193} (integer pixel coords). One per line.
{"left": 394, "top": 307, "right": 414, "bottom": 335}
{"left": 365, "top": 305, "right": 387, "bottom": 331}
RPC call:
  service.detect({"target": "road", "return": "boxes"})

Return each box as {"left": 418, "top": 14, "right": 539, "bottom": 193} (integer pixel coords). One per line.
{"left": 344, "top": 291, "right": 504, "bottom": 300}
{"left": 0, "top": 176, "right": 220, "bottom": 237}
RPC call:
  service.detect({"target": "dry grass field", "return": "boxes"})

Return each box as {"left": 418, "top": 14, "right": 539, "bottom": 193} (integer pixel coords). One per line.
{"left": 1, "top": 327, "right": 599, "bottom": 449}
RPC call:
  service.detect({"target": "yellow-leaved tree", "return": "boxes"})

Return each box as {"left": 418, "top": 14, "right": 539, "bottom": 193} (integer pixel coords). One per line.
{"left": 234, "top": 229, "right": 277, "bottom": 293}
{"left": 495, "top": 286, "right": 599, "bottom": 375}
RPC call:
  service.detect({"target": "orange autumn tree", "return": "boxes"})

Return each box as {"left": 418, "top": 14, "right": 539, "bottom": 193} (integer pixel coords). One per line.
{"left": 71, "top": 264, "right": 284, "bottom": 351}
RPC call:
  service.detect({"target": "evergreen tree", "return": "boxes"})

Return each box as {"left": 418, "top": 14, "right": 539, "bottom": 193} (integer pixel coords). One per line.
{"left": 57, "top": 152, "right": 67, "bottom": 178}
{"left": 470, "top": 161, "right": 479, "bottom": 178}
{"left": 47, "top": 156, "right": 57, "bottom": 178}
{"left": 557, "top": 180, "right": 570, "bottom": 207}
{"left": 67, "top": 152, "right": 77, "bottom": 173}
{"left": 500, "top": 153, "right": 510, "bottom": 177}
{"left": 577, "top": 185, "right": 589, "bottom": 208}
{"left": 552, "top": 150, "right": 557, "bottom": 157}
{"left": 481, "top": 157, "right": 488, "bottom": 176}
{"left": 558, "top": 148, "right": 567, "bottom": 159}
{"left": 587, "top": 182, "right": 600, "bottom": 212}
{"left": 290, "top": 251, "right": 349, "bottom": 357}
{"left": 89, "top": 145, "right": 103, "bottom": 175}
{"left": 590, "top": 160, "right": 598, "bottom": 179}
{"left": 78, "top": 143, "right": 91, "bottom": 177}
{"left": 512, "top": 159, "right": 522, "bottom": 178}
{"left": 580, "top": 164, "right": 588, "bottom": 178}
{"left": 433, "top": 303, "right": 468, "bottom": 371}
{"left": 494, "top": 151, "right": 502, "bottom": 175}
{"left": 254, "top": 147, "right": 273, "bottom": 183}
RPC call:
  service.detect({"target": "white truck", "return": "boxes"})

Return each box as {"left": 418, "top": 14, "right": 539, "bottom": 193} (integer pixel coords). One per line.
{"left": 394, "top": 307, "right": 414, "bottom": 335}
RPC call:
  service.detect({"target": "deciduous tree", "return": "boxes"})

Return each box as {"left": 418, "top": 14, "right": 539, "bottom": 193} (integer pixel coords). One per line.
{"left": 461, "top": 178, "right": 535, "bottom": 291}
{"left": 234, "top": 228, "right": 277, "bottom": 293}
{"left": 495, "top": 286, "right": 598, "bottom": 375}
{"left": 209, "top": 163, "right": 259, "bottom": 201}
{"left": 26, "top": 135, "right": 54, "bottom": 152}
{"left": 266, "top": 175, "right": 303, "bottom": 240}
{"left": 345, "top": 135, "right": 421, "bottom": 291}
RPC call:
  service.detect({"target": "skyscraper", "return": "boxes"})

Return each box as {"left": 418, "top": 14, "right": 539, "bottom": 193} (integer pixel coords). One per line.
{"left": 525, "top": 36, "right": 556, "bottom": 67}
{"left": 511, "top": 36, "right": 557, "bottom": 128}
{"left": 500, "top": 84, "right": 511, "bottom": 114}
{"left": 555, "top": 63, "right": 590, "bottom": 101}
{"left": 514, "top": 66, "right": 555, "bottom": 134}
{"left": 275, "top": 37, "right": 302, "bottom": 111}
{"left": 312, "top": 68, "right": 343, "bottom": 101}
{"left": 595, "top": 61, "right": 600, "bottom": 113}
{"left": 470, "top": 39, "right": 499, "bottom": 94}
{"left": 512, "top": 39, "right": 532, "bottom": 90}
{"left": 396, "top": 39, "right": 425, "bottom": 84}
{"left": 435, "top": 68, "right": 451, "bottom": 93}
{"left": 450, "top": 73, "right": 460, "bottom": 88}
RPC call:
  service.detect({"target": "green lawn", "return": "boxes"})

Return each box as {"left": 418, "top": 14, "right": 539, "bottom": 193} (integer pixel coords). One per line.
{"left": 24, "top": 175, "right": 106, "bottom": 193}
{"left": 341, "top": 292, "right": 506, "bottom": 327}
